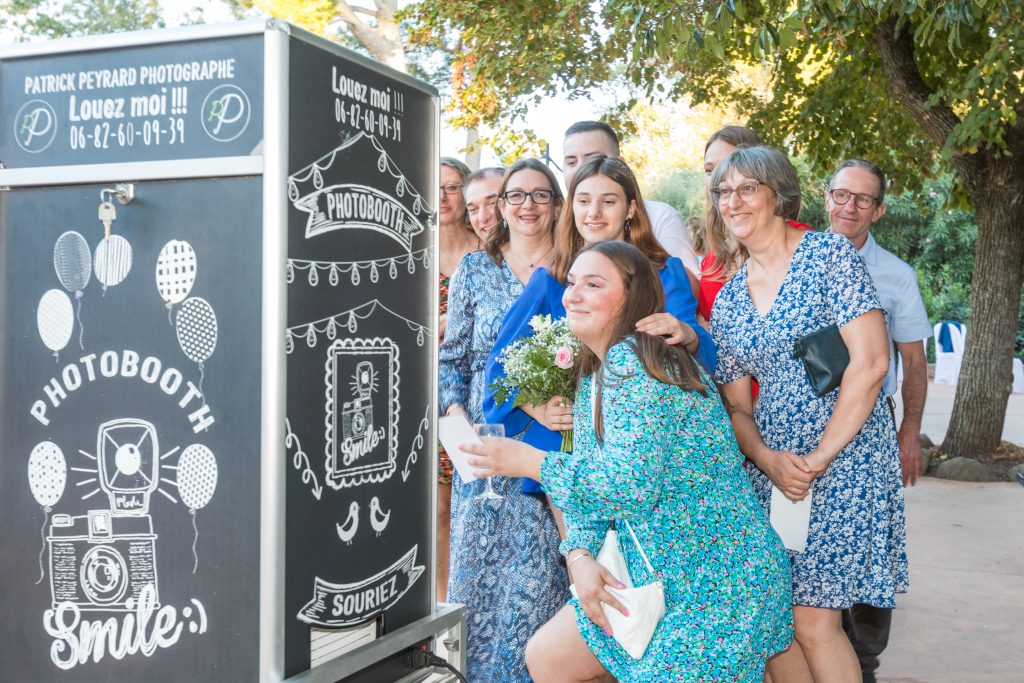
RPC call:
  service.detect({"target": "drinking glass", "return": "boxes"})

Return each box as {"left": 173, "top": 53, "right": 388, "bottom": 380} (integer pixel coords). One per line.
{"left": 473, "top": 423, "right": 504, "bottom": 501}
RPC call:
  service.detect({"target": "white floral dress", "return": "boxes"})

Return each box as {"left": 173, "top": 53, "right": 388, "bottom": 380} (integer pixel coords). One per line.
{"left": 710, "top": 231, "right": 909, "bottom": 608}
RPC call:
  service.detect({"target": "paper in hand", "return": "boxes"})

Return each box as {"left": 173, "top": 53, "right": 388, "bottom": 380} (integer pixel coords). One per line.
{"left": 437, "top": 415, "right": 485, "bottom": 484}
{"left": 770, "top": 485, "right": 813, "bottom": 552}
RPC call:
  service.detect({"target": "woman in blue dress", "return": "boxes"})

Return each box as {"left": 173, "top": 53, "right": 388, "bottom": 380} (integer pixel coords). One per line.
{"left": 484, "top": 155, "right": 716, "bottom": 498}
{"left": 465, "top": 241, "right": 793, "bottom": 682}
{"left": 708, "top": 146, "right": 908, "bottom": 682}
{"left": 439, "top": 158, "right": 571, "bottom": 681}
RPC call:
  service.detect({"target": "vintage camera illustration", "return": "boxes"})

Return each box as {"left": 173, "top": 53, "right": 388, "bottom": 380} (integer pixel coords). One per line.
{"left": 342, "top": 361, "right": 376, "bottom": 441}
{"left": 326, "top": 338, "right": 399, "bottom": 488}
{"left": 47, "top": 419, "right": 161, "bottom": 611}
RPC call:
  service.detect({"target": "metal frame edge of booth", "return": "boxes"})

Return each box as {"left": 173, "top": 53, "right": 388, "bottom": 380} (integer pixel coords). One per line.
{"left": 261, "top": 19, "right": 290, "bottom": 683}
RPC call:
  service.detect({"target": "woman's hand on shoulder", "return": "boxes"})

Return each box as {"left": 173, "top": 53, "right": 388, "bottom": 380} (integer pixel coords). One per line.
{"left": 635, "top": 312, "right": 696, "bottom": 349}
{"left": 570, "top": 553, "right": 627, "bottom": 636}
{"left": 522, "top": 395, "right": 574, "bottom": 431}
{"left": 764, "top": 450, "right": 814, "bottom": 501}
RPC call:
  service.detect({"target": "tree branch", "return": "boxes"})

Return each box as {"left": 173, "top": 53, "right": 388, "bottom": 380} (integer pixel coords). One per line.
{"left": 872, "top": 17, "right": 960, "bottom": 148}
{"left": 872, "top": 16, "right": 985, "bottom": 188}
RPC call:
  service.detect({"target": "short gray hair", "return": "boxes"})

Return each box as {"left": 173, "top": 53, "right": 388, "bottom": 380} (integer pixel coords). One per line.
{"left": 830, "top": 158, "right": 887, "bottom": 204}
{"left": 440, "top": 156, "right": 471, "bottom": 182}
{"left": 709, "top": 146, "right": 801, "bottom": 221}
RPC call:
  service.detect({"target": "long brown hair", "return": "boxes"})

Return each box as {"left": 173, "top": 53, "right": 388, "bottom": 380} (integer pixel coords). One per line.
{"left": 550, "top": 155, "right": 668, "bottom": 282}
{"left": 484, "top": 158, "right": 563, "bottom": 266}
{"left": 702, "top": 125, "right": 763, "bottom": 282}
{"left": 574, "top": 241, "right": 708, "bottom": 443}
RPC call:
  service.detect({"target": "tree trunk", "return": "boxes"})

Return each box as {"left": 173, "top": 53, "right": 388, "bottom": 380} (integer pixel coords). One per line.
{"left": 464, "top": 125, "right": 481, "bottom": 170}
{"left": 941, "top": 160, "right": 1024, "bottom": 456}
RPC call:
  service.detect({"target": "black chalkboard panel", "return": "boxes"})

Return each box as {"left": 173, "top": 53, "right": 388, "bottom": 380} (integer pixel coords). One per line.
{"left": 0, "top": 34, "right": 263, "bottom": 167}
{"left": 283, "top": 35, "right": 437, "bottom": 677}
{"left": 0, "top": 176, "right": 263, "bottom": 682}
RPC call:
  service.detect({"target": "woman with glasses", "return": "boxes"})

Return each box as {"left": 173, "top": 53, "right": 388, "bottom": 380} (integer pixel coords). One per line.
{"left": 697, "top": 126, "right": 814, "bottom": 328}
{"left": 436, "top": 156, "right": 481, "bottom": 603}
{"left": 708, "top": 146, "right": 908, "bottom": 683}
{"left": 484, "top": 156, "right": 716, "bottom": 489}
{"left": 439, "top": 158, "right": 570, "bottom": 682}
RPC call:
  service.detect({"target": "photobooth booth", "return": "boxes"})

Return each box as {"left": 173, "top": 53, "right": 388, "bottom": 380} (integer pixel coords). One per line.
{"left": 0, "top": 19, "right": 460, "bottom": 682}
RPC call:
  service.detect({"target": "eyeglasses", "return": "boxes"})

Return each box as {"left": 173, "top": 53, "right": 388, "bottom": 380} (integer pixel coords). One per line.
{"left": 502, "top": 189, "right": 555, "bottom": 205}
{"left": 829, "top": 188, "right": 878, "bottom": 209}
{"left": 712, "top": 181, "right": 761, "bottom": 205}
{"left": 440, "top": 183, "right": 464, "bottom": 195}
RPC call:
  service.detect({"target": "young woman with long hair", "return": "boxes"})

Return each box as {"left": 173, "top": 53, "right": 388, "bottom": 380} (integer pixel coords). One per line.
{"left": 465, "top": 241, "right": 793, "bottom": 682}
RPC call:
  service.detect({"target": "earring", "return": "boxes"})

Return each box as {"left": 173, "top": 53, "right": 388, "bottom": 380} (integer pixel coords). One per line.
{"left": 625, "top": 218, "right": 631, "bottom": 235}
{"left": 502, "top": 219, "right": 509, "bottom": 229}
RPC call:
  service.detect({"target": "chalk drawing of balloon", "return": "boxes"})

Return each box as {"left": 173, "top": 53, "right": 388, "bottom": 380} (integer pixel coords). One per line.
{"left": 28, "top": 441, "right": 67, "bottom": 583}
{"left": 156, "top": 240, "right": 197, "bottom": 325}
{"left": 94, "top": 234, "right": 133, "bottom": 293}
{"left": 37, "top": 289, "right": 74, "bottom": 360}
{"left": 177, "top": 444, "right": 218, "bottom": 573}
{"left": 53, "top": 230, "right": 91, "bottom": 349}
{"left": 53, "top": 231, "right": 91, "bottom": 293}
{"left": 176, "top": 296, "right": 218, "bottom": 404}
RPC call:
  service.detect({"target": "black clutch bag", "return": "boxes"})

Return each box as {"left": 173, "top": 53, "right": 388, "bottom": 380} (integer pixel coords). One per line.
{"left": 792, "top": 325, "right": 850, "bottom": 396}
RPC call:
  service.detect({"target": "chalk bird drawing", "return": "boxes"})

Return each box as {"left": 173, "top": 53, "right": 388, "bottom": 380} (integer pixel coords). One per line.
{"left": 368, "top": 496, "right": 390, "bottom": 536}
{"left": 335, "top": 501, "right": 360, "bottom": 544}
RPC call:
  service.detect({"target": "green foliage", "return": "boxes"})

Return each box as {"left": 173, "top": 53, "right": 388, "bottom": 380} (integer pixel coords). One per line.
{"left": 646, "top": 169, "right": 706, "bottom": 221}
{"left": 403, "top": 0, "right": 615, "bottom": 129}
{"left": 609, "top": 1, "right": 1024, "bottom": 203}
{"left": 0, "top": 0, "right": 164, "bottom": 40}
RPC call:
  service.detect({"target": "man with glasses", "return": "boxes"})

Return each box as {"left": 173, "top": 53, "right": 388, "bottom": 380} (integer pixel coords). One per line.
{"left": 826, "top": 158, "right": 932, "bottom": 683}
{"left": 563, "top": 121, "right": 701, "bottom": 296}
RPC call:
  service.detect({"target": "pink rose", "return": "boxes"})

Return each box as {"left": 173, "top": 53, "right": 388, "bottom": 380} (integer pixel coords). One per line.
{"left": 554, "top": 347, "right": 574, "bottom": 369}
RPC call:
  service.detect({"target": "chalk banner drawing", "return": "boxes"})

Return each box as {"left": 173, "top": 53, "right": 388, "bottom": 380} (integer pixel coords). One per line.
{"left": 296, "top": 545, "right": 424, "bottom": 628}
{"left": 28, "top": 415, "right": 218, "bottom": 670}
{"left": 324, "top": 337, "right": 400, "bottom": 489}
{"left": 288, "top": 131, "right": 431, "bottom": 252}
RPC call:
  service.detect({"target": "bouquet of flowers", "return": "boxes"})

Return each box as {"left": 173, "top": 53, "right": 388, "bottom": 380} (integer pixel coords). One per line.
{"left": 490, "top": 314, "right": 579, "bottom": 450}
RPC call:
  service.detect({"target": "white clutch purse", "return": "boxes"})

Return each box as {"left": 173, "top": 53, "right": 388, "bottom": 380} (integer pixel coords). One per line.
{"left": 570, "top": 520, "right": 666, "bottom": 660}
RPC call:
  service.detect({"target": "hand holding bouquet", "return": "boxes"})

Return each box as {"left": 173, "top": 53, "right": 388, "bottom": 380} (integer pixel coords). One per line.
{"left": 490, "top": 314, "right": 579, "bottom": 450}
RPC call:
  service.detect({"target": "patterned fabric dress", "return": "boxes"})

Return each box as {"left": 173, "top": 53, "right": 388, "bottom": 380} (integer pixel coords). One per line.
{"left": 438, "top": 271, "right": 454, "bottom": 485}
{"left": 710, "top": 231, "right": 909, "bottom": 608}
{"left": 439, "top": 251, "right": 570, "bottom": 682}
{"left": 541, "top": 341, "right": 793, "bottom": 682}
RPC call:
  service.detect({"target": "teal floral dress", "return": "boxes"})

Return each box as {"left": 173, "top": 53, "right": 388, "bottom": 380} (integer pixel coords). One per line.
{"left": 540, "top": 341, "right": 793, "bottom": 682}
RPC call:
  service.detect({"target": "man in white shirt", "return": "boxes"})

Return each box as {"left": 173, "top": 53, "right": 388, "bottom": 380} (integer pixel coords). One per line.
{"left": 562, "top": 121, "right": 701, "bottom": 294}
{"left": 827, "top": 158, "right": 932, "bottom": 683}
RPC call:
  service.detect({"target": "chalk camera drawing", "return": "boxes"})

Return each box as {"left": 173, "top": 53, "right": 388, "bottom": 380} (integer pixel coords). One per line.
{"left": 97, "top": 418, "right": 159, "bottom": 515}
{"left": 325, "top": 338, "right": 400, "bottom": 489}
{"left": 48, "top": 509, "right": 159, "bottom": 611}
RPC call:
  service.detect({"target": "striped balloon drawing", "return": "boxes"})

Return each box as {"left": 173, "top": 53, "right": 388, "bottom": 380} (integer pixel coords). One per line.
{"left": 94, "top": 234, "right": 133, "bottom": 291}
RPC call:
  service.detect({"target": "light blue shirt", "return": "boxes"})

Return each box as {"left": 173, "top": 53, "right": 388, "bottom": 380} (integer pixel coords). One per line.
{"left": 857, "top": 233, "right": 932, "bottom": 396}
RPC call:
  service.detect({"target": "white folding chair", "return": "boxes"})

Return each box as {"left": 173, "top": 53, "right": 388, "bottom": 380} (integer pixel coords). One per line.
{"left": 1012, "top": 358, "right": 1024, "bottom": 394}
{"left": 933, "top": 321, "right": 966, "bottom": 385}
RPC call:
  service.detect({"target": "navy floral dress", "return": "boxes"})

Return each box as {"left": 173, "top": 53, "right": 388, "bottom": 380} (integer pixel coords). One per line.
{"left": 710, "top": 231, "right": 909, "bottom": 609}
{"left": 438, "top": 251, "right": 570, "bottom": 682}
{"left": 541, "top": 341, "right": 793, "bottom": 682}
